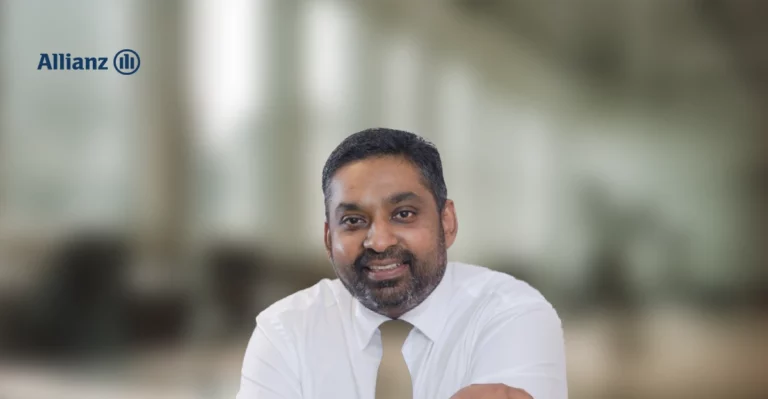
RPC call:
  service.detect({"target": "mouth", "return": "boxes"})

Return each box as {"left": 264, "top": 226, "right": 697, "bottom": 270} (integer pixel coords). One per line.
{"left": 364, "top": 262, "right": 410, "bottom": 281}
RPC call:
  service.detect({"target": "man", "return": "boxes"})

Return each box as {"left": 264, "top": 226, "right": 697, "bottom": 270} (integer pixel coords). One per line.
{"left": 237, "top": 128, "right": 567, "bottom": 398}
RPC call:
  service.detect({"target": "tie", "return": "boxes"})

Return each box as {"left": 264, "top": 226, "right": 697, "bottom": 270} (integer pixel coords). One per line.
{"left": 375, "top": 319, "right": 414, "bottom": 399}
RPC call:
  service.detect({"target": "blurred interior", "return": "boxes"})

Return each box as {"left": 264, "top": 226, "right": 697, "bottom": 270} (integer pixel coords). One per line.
{"left": 1, "top": 0, "right": 767, "bottom": 398}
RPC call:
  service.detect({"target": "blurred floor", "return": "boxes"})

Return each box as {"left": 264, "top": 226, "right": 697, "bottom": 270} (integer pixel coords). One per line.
{"left": 1, "top": 306, "right": 765, "bottom": 399}
{"left": 565, "top": 305, "right": 768, "bottom": 399}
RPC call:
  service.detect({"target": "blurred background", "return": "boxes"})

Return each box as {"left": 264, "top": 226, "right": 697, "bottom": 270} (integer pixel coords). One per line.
{"left": 0, "top": 0, "right": 766, "bottom": 398}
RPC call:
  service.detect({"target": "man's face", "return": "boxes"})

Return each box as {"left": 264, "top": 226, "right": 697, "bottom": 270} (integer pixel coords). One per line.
{"left": 324, "top": 156, "right": 457, "bottom": 318}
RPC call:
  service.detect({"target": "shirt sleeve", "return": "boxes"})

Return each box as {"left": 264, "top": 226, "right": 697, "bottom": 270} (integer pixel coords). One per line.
{"left": 236, "top": 315, "right": 303, "bottom": 399}
{"left": 465, "top": 303, "right": 568, "bottom": 399}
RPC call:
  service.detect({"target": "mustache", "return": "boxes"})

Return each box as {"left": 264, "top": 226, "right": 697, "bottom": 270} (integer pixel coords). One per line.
{"left": 354, "top": 246, "right": 415, "bottom": 270}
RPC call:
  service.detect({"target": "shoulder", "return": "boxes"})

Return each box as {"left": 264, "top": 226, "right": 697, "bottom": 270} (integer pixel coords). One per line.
{"left": 449, "top": 262, "right": 558, "bottom": 318}
{"left": 255, "top": 277, "right": 347, "bottom": 334}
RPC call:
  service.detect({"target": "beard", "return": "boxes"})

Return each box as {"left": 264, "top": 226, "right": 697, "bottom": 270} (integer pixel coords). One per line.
{"left": 331, "top": 223, "right": 447, "bottom": 316}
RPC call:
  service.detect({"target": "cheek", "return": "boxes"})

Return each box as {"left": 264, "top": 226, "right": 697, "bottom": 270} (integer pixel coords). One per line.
{"left": 399, "top": 225, "right": 439, "bottom": 253}
{"left": 331, "top": 231, "right": 361, "bottom": 262}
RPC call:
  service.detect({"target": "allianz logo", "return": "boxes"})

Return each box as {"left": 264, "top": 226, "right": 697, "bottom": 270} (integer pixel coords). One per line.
{"left": 37, "top": 49, "right": 140, "bottom": 75}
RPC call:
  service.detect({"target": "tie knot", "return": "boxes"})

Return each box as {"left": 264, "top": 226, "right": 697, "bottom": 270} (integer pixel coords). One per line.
{"left": 379, "top": 319, "right": 413, "bottom": 348}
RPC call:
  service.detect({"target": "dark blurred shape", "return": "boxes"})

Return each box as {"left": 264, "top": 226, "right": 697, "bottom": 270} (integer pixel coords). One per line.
{"left": 697, "top": 0, "right": 768, "bottom": 311}
{"left": 578, "top": 182, "right": 633, "bottom": 308}
{"left": 2, "top": 233, "right": 130, "bottom": 360}
{"left": 205, "top": 242, "right": 263, "bottom": 334}
{"left": 697, "top": 0, "right": 768, "bottom": 94}
{"left": 123, "top": 289, "right": 190, "bottom": 349}
{"left": 578, "top": 182, "right": 645, "bottom": 375}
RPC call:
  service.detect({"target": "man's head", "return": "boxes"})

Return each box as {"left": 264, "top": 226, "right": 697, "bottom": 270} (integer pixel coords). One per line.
{"left": 322, "top": 128, "right": 458, "bottom": 318}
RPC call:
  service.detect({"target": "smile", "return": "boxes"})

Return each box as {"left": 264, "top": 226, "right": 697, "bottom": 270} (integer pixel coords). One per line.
{"left": 365, "top": 263, "right": 409, "bottom": 281}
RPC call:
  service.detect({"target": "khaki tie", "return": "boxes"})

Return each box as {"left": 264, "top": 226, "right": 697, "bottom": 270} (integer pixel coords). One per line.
{"left": 375, "top": 320, "right": 414, "bottom": 399}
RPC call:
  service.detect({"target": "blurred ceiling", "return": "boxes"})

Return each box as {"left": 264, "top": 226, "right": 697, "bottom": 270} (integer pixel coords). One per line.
{"left": 452, "top": 0, "right": 767, "bottom": 109}
{"left": 697, "top": 0, "right": 768, "bottom": 106}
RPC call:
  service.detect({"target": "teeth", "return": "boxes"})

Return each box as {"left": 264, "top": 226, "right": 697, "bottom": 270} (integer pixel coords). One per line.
{"left": 369, "top": 263, "right": 400, "bottom": 270}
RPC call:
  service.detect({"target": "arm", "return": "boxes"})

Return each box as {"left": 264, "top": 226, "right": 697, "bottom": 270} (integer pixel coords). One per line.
{"left": 236, "top": 317, "right": 302, "bottom": 399}
{"left": 457, "top": 304, "right": 568, "bottom": 399}
{"left": 451, "top": 384, "right": 532, "bottom": 399}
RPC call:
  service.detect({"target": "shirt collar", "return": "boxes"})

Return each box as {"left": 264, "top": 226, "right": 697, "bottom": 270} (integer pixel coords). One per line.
{"left": 351, "top": 262, "right": 454, "bottom": 349}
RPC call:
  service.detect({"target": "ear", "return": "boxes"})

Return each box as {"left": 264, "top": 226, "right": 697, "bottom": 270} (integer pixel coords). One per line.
{"left": 441, "top": 199, "right": 458, "bottom": 249}
{"left": 324, "top": 220, "right": 332, "bottom": 259}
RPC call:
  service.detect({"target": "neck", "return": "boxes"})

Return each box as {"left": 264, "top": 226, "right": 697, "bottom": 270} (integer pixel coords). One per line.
{"left": 382, "top": 309, "right": 406, "bottom": 319}
{"left": 377, "top": 301, "right": 419, "bottom": 319}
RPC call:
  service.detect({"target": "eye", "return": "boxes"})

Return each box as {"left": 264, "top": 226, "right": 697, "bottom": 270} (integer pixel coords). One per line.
{"left": 393, "top": 210, "right": 416, "bottom": 220}
{"left": 341, "top": 216, "right": 365, "bottom": 226}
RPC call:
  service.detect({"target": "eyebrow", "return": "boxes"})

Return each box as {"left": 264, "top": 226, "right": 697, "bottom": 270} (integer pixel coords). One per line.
{"left": 333, "top": 192, "right": 421, "bottom": 217}
{"left": 387, "top": 191, "right": 420, "bottom": 205}
{"left": 335, "top": 202, "right": 364, "bottom": 216}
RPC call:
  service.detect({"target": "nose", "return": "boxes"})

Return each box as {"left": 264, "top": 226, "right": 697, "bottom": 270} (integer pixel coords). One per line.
{"left": 363, "top": 219, "right": 398, "bottom": 253}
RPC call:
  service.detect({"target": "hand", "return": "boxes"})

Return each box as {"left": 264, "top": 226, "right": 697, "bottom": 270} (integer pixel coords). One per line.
{"left": 450, "top": 383, "right": 533, "bottom": 399}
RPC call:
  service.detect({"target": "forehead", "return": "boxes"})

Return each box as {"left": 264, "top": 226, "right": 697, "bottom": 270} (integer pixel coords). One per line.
{"left": 328, "top": 156, "right": 430, "bottom": 203}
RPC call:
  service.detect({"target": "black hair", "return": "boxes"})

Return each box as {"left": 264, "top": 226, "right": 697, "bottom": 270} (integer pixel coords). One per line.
{"left": 322, "top": 128, "right": 448, "bottom": 219}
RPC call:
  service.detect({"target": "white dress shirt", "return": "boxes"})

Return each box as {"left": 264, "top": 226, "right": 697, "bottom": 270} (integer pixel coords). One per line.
{"left": 237, "top": 262, "right": 567, "bottom": 399}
